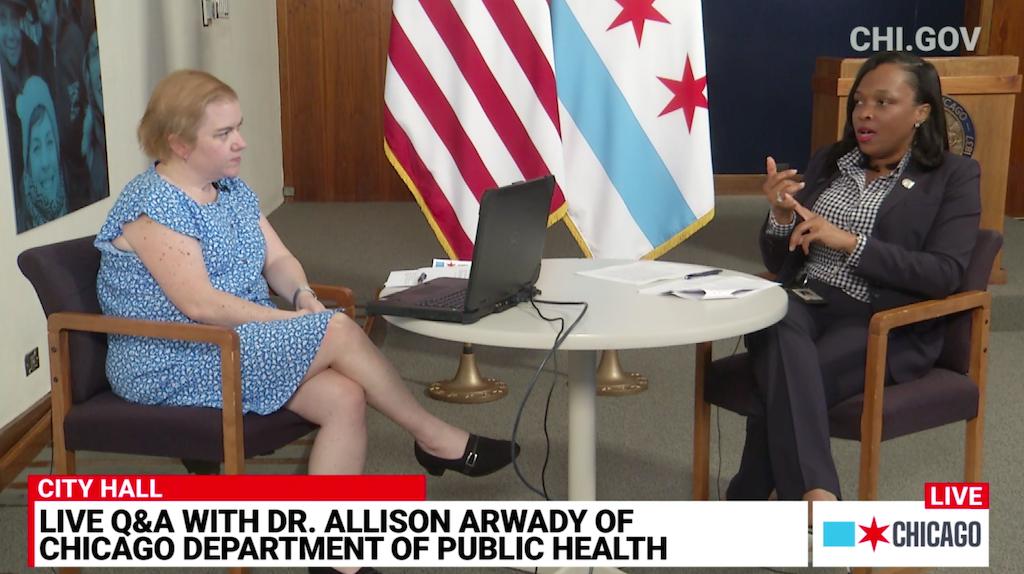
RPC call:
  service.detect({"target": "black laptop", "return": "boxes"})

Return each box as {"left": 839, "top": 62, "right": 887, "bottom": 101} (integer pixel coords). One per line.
{"left": 366, "top": 175, "right": 554, "bottom": 324}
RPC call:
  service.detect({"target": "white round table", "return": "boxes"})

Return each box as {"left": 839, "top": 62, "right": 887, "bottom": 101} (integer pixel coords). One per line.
{"left": 383, "top": 258, "right": 788, "bottom": 501}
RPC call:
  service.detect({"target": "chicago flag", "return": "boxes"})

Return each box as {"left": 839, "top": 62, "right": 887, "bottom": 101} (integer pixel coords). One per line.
{"left": 553, "top": 0, "right": 713, "bottom": 259}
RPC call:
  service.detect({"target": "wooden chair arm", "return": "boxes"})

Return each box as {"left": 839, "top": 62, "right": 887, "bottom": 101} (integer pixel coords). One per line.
{"left": 310, "top": 283, "right": 356, "bottom": 319}
{"left": 46, "top": 311, "right": 246, "bottom": 474}
{"left": 863, "top": 289, "right": 991, "bottom": 413}
{"left": 857, "top": 289, "right": 991, "bottom": 500}
{"left": 868, "top": 290, "right": 991, "bottom": 337}
{"left": 48, "top": 311, "right": 238, "bottom": 346}
{"left": 310, "top": 282, "right": 385, "bottom": 341}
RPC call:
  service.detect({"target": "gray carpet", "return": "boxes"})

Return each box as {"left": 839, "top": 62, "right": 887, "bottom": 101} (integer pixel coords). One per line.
{"left": 1, "top": 196, "right": 1020, "bottom": 573}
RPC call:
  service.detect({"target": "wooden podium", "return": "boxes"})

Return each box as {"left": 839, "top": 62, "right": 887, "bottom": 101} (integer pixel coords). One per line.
{"left": 811, "top": 56, "right": 1021, "bottom": 283}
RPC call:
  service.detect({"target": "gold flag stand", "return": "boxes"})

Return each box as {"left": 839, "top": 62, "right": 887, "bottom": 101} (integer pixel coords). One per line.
{"left": 596, "top": 350, "right": 648, "bottom": 396}
{"left": 428, "top": 348, "right": 647, "bottom": 401}
{"left": 426, "top": 343, "right": 508, "bottom": 404}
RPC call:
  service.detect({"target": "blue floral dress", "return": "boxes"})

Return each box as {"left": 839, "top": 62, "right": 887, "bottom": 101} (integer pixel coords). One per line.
{"left": 95, "top": 165, "right": 333, "bottom": 414}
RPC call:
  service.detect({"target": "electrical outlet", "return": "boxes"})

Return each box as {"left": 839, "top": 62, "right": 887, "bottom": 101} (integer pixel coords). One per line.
{"left": 24, "top": 347, "right": 40, "bottom": 376}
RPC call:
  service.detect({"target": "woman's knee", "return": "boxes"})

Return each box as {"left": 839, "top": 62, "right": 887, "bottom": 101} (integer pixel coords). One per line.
{"left": 323, "top": 375, "right": 367, "bottom": 420}
{"left": 292, "top": 372, "right": 367, "bottom": 424}
{"left": 324, "top": 313, "right": 369, "bottom": 348}
{"left": 746, "top": 306, "right": 814, "bottom": 357}
{"left": 778, "top": 302, "right": 817, "bottom": 337}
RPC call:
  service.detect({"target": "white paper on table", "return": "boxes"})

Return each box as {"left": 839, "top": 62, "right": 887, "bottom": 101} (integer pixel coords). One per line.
{"left": 384, "top": 265, "right": 471, "bottom": 288}
{"left": 640, "top": 274, "right": 777, "bottom": 299}
{"left": 576, "top": 261, "right": 717, "bottom": 285}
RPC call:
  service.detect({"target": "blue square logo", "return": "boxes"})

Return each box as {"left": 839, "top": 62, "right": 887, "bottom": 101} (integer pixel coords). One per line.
{"left": 823, "top": 521, "right": 856, "bottom": 547}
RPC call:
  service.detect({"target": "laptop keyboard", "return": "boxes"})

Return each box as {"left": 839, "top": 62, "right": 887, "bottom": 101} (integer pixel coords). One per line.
{"left": 420, "top": 289, "right": 467, "bottom": 310}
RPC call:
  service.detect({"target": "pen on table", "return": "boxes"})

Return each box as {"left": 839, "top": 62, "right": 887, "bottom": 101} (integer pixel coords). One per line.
{"left": 684, "top": 269, "right": 722, "bottom": 280}
{"left": 417, "top": 272, "right": 428, "bottom": 284}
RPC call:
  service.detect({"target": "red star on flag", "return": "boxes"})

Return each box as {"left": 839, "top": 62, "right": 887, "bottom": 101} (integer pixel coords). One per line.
{"left": 658, "top": 55, "right": 708, "bottom": 132}
{"left": 606, "top": 0, "right": 670, "bottom": 46}
{"left": 858, "top": 517, "right": 891, "bottom": 551}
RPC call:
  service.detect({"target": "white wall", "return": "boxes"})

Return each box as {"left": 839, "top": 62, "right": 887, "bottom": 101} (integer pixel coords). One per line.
{"left": 0, "top": 0, "right": 284, "bottom": 428}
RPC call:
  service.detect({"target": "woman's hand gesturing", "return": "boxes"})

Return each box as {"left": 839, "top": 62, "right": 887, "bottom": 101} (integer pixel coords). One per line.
{"left": 763, "top": 156, "right": 804, "bottom": 224}
{"left": 788, "top": 202, "right": 859, "bottom": 255}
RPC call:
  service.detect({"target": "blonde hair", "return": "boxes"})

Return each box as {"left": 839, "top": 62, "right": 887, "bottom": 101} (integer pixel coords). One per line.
{"left": 137, "top": 70, "right": 237, "bottom": 160}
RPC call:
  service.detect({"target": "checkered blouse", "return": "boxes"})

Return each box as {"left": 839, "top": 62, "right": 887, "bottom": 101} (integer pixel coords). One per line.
{"left": 767, "top": 148, "right": 912, "bottom": 302}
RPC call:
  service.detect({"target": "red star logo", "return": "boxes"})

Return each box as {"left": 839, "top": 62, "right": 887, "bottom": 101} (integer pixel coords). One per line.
{"left": 658, "top": 55, "right": 708, "bottom": 132}
{"left": 858, "top": 517, "right": 891, "bottom": 551}
{"left": 607, "top": 0, "right": 670, "bottom": 46}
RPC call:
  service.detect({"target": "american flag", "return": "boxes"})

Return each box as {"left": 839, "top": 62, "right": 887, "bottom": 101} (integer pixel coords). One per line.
{"left": 384, "top": 0, "right": 567, "bottom": 260}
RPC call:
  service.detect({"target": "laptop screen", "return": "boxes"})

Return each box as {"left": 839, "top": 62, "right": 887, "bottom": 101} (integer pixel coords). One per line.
{"left": 463, "top": 176, "right": 554, "bottom": 312}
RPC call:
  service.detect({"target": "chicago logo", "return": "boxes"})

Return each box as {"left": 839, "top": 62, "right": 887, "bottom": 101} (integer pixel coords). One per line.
{"left": 942, "top": 96, "right": 976, "bottom": 158}
{"left": 823, "top": 516, "right": 982, "bottom": 550}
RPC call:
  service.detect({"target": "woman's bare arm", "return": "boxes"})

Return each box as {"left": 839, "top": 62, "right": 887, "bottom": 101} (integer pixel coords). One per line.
{"left": 121, "top": 215, "right": 302, "bottom": 327}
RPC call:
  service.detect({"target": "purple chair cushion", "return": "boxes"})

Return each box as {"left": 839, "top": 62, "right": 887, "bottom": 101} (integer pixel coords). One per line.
{"left": 706, "top": 352, "right": 981, "bottom": 441}
{"left": 65, "top": 391, "right": 316, "bottom": 461}
{"left": 827, "top": 368, "right": 979, "bottom": 440}
{"left": 705, "top": 353, "right": 763, "bottom": 418}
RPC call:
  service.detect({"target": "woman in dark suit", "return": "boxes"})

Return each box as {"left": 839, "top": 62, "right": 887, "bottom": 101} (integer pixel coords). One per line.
{"left": 729, "top": 51, "right": 981, "bottom": 504}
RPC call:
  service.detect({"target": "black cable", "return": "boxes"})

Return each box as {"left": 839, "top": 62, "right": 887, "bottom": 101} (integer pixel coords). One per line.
{"left": 540, "top": 349, "right": 559, "bottom": 500}
{"left": 529, "top": 297, "right": 568, "bottom": 501}
{"left": 509, "top": 297, "right": 588, "bottom": 499}
{"left": 715, "top": 405, "right": 723, "bottom": 501}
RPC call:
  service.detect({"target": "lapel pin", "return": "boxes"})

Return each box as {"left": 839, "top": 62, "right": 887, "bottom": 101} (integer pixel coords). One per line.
{"left": 901, "top": 178, "right": 915, "bottom": 189}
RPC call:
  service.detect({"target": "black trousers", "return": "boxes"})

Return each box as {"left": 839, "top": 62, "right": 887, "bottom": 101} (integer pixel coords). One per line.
{"left": 727, "top": 279, "right": 875, "bottom": 501}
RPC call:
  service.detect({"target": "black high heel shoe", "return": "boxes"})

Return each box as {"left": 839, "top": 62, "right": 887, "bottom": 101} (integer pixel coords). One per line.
{"left": 414, "top": 434, "right": 520, "bottom": 477}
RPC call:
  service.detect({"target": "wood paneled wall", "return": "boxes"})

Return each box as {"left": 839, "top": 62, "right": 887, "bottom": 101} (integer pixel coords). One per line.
{"left": 968, "top": 0, "right": 1024, "bottom": 216}
{"left": 277, "top": 0, "right": 410, "bottom": 201}
{"left": 989, "top": 1, "right": 1024, "bottom": 216}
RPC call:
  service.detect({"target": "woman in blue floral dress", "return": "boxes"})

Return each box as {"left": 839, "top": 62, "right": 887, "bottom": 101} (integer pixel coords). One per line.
{"left": 95, "top": 71, "right": 517, "bottom": 515}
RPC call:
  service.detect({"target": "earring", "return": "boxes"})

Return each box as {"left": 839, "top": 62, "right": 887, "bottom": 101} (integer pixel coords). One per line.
{"left": 914, "top": 122, "right": 921, "bottom": 129}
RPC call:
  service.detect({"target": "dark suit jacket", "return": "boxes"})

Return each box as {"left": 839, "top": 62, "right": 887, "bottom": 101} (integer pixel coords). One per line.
{"left": 760, "top": 146, "right": 981, "bottom": 382}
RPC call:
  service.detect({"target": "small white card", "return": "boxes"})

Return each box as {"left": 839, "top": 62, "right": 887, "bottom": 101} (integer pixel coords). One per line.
{"left": 384, "top": 265, "right": 471, "bottom": 288}
{"left": 640, "top": 274, "right": 777, "bottom": 300}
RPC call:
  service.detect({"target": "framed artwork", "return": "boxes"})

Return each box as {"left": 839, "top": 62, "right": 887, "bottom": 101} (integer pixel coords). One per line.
{"left": 1, "top": 0, "right": 108, "bottom": 233}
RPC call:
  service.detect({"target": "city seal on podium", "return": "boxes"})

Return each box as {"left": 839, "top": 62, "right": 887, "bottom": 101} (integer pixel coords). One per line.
{"left": 942, "top": 95, "right": 976, "bottom": 157}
